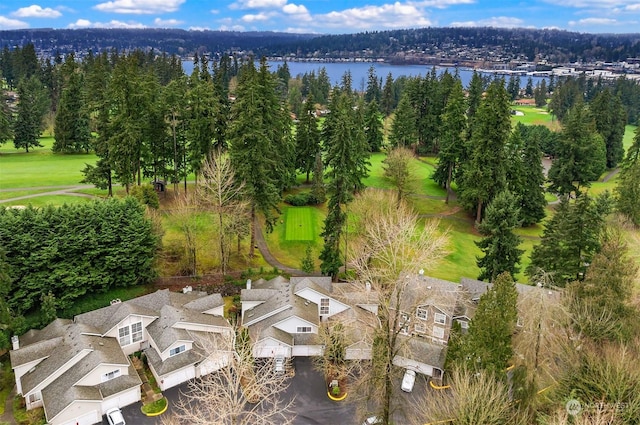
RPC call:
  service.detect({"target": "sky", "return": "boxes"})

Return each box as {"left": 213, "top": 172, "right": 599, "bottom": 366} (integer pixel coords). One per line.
{"left": 0, "top": 0, "right": 638, "bottom": 34}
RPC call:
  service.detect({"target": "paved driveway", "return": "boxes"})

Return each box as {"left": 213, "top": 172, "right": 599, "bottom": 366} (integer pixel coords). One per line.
{"left": 102, "top": 357, "right": 358, "bottom": 425}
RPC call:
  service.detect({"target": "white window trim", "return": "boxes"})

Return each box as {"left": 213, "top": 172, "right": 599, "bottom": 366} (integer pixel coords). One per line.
{"left": 457, "top": 319, "right": 469, "bottom": 329}
{"left": 416, "top": 307, "right": 428, "bottom": 320}
{"left": 170, "top": 345, "right": 186, "bottom": 356}
{"left": 28, "top": 392, "right": 41, "bottom": 403}
{"left": 434, "top": 312, "right": 446, "bottom": 325}
{"left": 433, "top": 326, "right": 445, "bottom": 339}
{"left": 118, "top": 321, "right": 143, "bottom": 346}
{"left": 102, "top": 369, "right": 121, "bottom": 382}
{"left": 296, "top": 326, "right": 312, "bottom": 333}
{"left": 414, "top": 323, "right": 427, "bottom": 334}
{"left": 320, "top": 298, "right": 330, "bottom": 315}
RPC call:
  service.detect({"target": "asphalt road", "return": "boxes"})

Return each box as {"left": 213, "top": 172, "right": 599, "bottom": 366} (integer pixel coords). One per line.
{"left": 102, "top": 357, "right": 359, "bottom": 425}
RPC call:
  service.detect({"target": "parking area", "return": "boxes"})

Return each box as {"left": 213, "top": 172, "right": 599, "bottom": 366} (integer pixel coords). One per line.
{"left": 102, "top": 357, "right": 358, "bottom": 424}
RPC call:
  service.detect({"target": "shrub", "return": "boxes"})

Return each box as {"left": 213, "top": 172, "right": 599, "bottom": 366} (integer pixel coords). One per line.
{"left": 284, "top": 192, "right": 321, "bottom": 206}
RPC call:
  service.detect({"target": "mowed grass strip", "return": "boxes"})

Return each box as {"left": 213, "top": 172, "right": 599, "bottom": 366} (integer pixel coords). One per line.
{"left": 285, "top": 207, "right": 315, "bottom": 241}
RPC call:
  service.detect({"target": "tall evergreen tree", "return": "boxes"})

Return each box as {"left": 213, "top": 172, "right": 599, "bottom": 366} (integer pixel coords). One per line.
{"left": 507, "top": 75, "right": 520, "bottom": 101}
{"left": 13, "top": 76, "right": 49, "bottom": 152}
{"left": 476, "top": 190, "right": 524, "bottom": 282}
{"left": 615, "top": 125, "right": 640, "bottom": 226}
{"left": 548, "top": 102, "right": 606, "bottom": 197}
{"left": 0, "top": 84, "right": 12, "bottom": 145}
{"left": 527, "top": 193, "right": 611, "bottom": 286}
{"left": 364, "top": 65, "right": 380, "bottom": 104}
{"left": 449, "top": 272, "right": 518, "bottom": 373}
{"left": 228, "top": 59, "right": 285, "bottom": 258}
{"left": 591, "top": 89, "right": 626, "bottom": 169}
{"left": 525, "top": 77, "right": 534, "bottom": 97}
{"left": 433, "top": 78, "right": 466, "bottom": 204}
{"left": 458, "top": 79, "right": 512, "bottom": 223}
{"left": 320, "top": 88, "right": 370, "bottom": 279}
{"left": 381, "top": 72, "right": 394, "bottom": 116}
{"left": 364, "top": 99, "right": 384, "bottom": 152}
{"left": 295, "top": 94, "right": 321, "bottom": 182}
{"left": 53, "top": 71, "right": 91, "bottom": 153}
{"left": 534, "top": 79, "right": 547, "bottom": 107}
{"left": 514, "top": 123, "right": 547, "bottom": 226}
{"left": 388, "top": 93, "right": 416, "bottom": 148}
{"left": 548, "top": 76, "right": 582, "bottom": 122}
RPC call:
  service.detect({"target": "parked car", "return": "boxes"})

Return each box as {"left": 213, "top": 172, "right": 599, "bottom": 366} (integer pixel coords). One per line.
{"left": 106, "top": 407, "right": 126, "bottom": 425}
{"left": 274, "top": 355, "right": 285, "bottom": 374}
{"left": 401, "top": 369, "right": 416, "bottom": 392}
{"left": 362, "top": 416, "right": 382, "bottom": 425}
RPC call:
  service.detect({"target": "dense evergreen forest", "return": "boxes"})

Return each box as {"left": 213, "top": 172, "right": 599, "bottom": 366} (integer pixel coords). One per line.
{"left": 1, "top": 27, "right": 640, "bottom": 63}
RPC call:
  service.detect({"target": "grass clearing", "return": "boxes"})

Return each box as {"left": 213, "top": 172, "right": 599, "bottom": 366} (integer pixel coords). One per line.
{"left": 285, "top": 207, "right": 316, "bottom": 241}
{"left": 510, "top": 105, "right": 560, "bottom": 130}
{"left": 0, "top": 136, "right": 98, "bottom": 188}
{"left": 0, "top": 195, "right": 95, "bottom": 208}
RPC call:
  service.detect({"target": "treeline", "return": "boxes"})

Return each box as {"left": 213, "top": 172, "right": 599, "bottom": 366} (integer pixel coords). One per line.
{"left": 0, "top": 198, "right": 159, "bottom": 338}
{"left": 0, "top": 28, "right": 317, "bottom": 57}
{"left": 271, "top": 27, "right": 640, "bottom": 63}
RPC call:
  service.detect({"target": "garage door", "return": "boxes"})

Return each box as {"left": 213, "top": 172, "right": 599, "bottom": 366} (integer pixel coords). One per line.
{"left": 253, "top": 344, "right": 291, "bottom": 358}
{"left": 61, "top": 410, "right": 100, "bottom": 425}
{"left": 102, "top": 388, "right": 141, "bottom": 413}
{"left": 161, "top": 367, "right": 196, "bottom": 390}
{"left": 292, "top": 345, "right": 323, "bottom": 356}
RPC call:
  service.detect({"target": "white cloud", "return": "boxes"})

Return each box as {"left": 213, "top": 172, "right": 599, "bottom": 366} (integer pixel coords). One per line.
{"left": 67, "top": 19, "right": 146, "bottom": 29}
{"left": 0, "top": 16, "right": 29, "bottom": 29}
{"left": 312, "top": 2, "right": 434, "bottom": 30}
{"left": 94, "top": 0, "right": 185, "bottom": 14}
{"left": 282, "top": 3, "right": 308, "bottom": 14}
{"left": 569, "top": 17, "right": 618, "bottom": 25}
{"left": 450, "top": 16, "right": 525, "bottom": 28}
{"left": 154, "top": 17, "right": 183, "bottom": 27}
{"left": 241, "top": 12, "right": 271, "bottom": 22}
{"left": 230, "top": 0, "right": 287, "bottom": 10}
{"left": 542, "top": 0, "right": 638, "bottom": 7}
{"left": 625, "top": 3, "right": 640, "bottom": 10}
{"left": 12, "top": 5, "right": 62, "bottom": 18}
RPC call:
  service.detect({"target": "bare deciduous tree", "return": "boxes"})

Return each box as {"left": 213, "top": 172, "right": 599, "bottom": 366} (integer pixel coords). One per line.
{"left": 197, "top": 149, "right": 249, "bottom": 274}
{"left": 172, "top": 193, "right": 201, "bottom": 276}
{"left": 412, "top": 367, "right": 524, "bottom": 425}
{"left": 344, "top": 189, "right": 450, "bottom": 425}
{"left": 161, "top": 332, "right": 295, "bottom": 425}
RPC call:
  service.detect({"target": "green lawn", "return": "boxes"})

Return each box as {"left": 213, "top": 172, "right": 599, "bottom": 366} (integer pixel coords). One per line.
{"left": 0, "top": 136, "right": 98, "bottom": 188}
{"left": 510, "top": 105, "right": 560, "bottom": 129}
{"left": 285, "top": 207, "right": 316, "bottom": 241}
{"left": 0, "top": 195, "right": 95, "bottom": 208}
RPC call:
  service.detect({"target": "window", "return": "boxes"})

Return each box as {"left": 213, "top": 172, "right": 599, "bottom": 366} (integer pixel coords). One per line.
{"left": 118, "top": 321, "right": 143, "bottom": 346}
{"left": 414, "top": 323, "right": 426, "bottom": 334}
{"left": 416, "top": 307, "right": 428, "bottom": 320}
{"left": 28, "top": 392, "right": 41, "bottom": 404}
{"left": 170, "top": 345, "right": 186, "bottom": 356}
{"left": 320, "top": 298, "right": 330, "bottom": 315}
{"left": 457, "top": 319, "right": 469, "bottom": 329}
{"left": 132, "top": 322, "right": 143, "bottom": 343}
{"left": 434, "top": 313, "right": 446, "bottom": 325}
{"left": 118, "top": 326, "right": 130, "bottom": 346}
{"left": 433, "top": 326, "right": 445, "bottom": 339}
{"left": 102, "top": 369, "right": 121, "bottom": 382}
{"left": 296, "top": 326, "right": 312, "bottom": 333}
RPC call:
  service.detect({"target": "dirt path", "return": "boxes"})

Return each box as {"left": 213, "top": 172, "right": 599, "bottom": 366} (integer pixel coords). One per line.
{"left": 0, "top": 185, "right": 98, "bottom": 203}
{"left": 601, "top": 167, "right": 620, "bottom": 183}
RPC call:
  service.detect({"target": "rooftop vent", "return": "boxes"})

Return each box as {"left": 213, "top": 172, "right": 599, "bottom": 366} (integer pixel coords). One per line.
{"left": 182, "top": 286, "right": 192, "bottom": 293}
{"left": 11, "top": 335, "right": 19, "bottom": 350}
{"left": 246, "top": 279, "right": 252, "bottom": 290}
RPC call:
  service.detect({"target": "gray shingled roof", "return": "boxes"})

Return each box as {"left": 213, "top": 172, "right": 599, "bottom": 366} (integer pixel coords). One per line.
{"left": 40, "top": 336, "right": 133, "bottom": 421}
{"left": 74, "top": 301, "right": 158, "bottom": 335}
{"left": 145, "top": 344, "right": 202, "bottom": 376}
{"left": 17, "top": 318, "right": 72, "bottom": 348}
{"left": 397, "top": 336, "right": 447, "bottom": 370}
{"left": 10, "top": 336, "right": 64, "bottom": 368}
{"left": 291, "top": 276, "right": 332, "bottom": 293}
{"left": 183, "top": 293, "right": 224, "bottom": 312}
{"left": 397, "top": 275, "right": 461, "bottom": 317}
{"left": 98, "top": 363, "right": 142, "bottom": 398}
{"left": 22, "top": 330, "right": 129, "bottom": 395}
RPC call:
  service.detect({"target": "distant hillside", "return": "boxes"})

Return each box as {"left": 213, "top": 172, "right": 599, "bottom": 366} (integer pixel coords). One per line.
{"left": 0, "top": 28, "right": 318, "bottom": 57}
{"left": 1, "top": 27, "right": 640, "bottom": 64}
{"left": 273, "top": 27, "right": 640, "bottom": 64}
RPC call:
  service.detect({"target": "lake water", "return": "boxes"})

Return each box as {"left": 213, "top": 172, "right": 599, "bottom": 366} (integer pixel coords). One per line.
{"left": 182, "top": 60, "right": 548, "bottom": 89}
